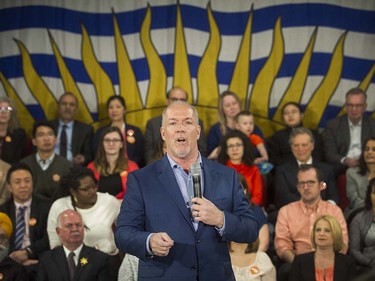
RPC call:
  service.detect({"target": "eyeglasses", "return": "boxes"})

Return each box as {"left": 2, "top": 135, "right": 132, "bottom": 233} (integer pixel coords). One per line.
{"left": 346, "top": 103, "right": 365, "bottom": 109}
{"left": 0, "top": 106, "right": 13, "bottom": 113}
{"left": 227, "top": 143, "right": 243, "bottom": 150}
{"left": 77, "top": 184, "right": 98, "bottom": 192}
{"left": 297, "top": 180, "right": 317, "bottom": 188}
{"left": 103, "top": 138, "right": 122, "bottom": 144}
{"left": 169, "top": 97, "right": 187, "bottom": 102}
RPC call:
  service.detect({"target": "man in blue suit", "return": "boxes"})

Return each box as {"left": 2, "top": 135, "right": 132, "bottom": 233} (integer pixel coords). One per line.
{"left": 115, "top": 102, "right": 259, "bottom": 281}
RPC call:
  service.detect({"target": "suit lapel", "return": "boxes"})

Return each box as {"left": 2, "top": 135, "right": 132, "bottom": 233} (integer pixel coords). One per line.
{"left": 54, "top": 247, "right": 71, "bottom": 281}
{"left": 157, "top": 157, "right": 195, "bottom": 231}
{"left": 71, "top": 121, "right": 79, "bottom": 155}
{"left": 75, "top": 245, "right": 90, "bottom": 281}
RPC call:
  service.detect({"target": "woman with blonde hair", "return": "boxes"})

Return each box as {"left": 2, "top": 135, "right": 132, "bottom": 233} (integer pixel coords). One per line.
{"left": 0, "top": 97, "right": 26, "bottom": 164}
{"left": 88, "top": 126, "right": 138, "bottom": 199}
{"left": 207, "top": 91, "right": 263, "bottom": 159}
{"left": 289, "top": 215, "right": 356, "bottom": 281}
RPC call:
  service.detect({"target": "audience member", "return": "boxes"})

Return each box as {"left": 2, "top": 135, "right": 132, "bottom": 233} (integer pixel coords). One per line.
{"left": 52, "top": 92, "right": 94, "bottom": 165}
{"left": 237, "top": 173, "right": 269, "bottom": 252}
{"left": 92, "top": 95, "right": 144, "bottom": 167}
{"left": 115, "top": 102, "right": 259, "bottom": 281}
{"left": 47, "top": 166, "right": 120, "bottom": 280}
{"left": 0, "top": 97, "right": 27, "bottom": 164}
{"left": 0, "top": 163, "right": 50, "bottom": 268}
{"left": 267, "top": 101, "right": 323, "bottom": 166}
{"left": 21, "top": 120, "right": 71, "bottom": 200}
{"left": 37, "top": 210, "right": 111, "bottom": 281}
{"left": 274, "top": 164, "right": 347, "bottom": 281}
{"left": 349, "top": 177, "right": 375, "bottom": 271}
{"left": 235, "top": 111, "right": 269, "bottom": 164}
{"left": 289, "top": 215, "right": 356, "bottom": 281}
{"left": 0, "top": 212, "right": 28, "bottom": 280}
{"left": 87, "top": 126, "right": 138, "bottom": 199}
{"left": 0, "top": 159, "right": 11, "bottom": 205}
{"left": 346, "top": 137, "right": 375, "bottom": 217}
{"left": 322, "top": 88, "right": 375, "bottom": 176}
{"left": 274, "top": 127, "right": 338, "bottom": 208}
{"left": 229, "top": 238, "right": 276, "bottom": 281}
{"left": 144, "top": 86, "right": 207, "bottom": 164}
{"left": 207, "top": 91, "right": 264, "bottom": 159}
{"left": 217, "top": 130, "right": 263, "bottom": 206}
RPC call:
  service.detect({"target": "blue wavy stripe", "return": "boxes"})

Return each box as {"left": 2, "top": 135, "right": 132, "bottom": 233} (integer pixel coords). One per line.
{"left": 1, "top": 54, "right": 373, "bottom": 84}
{"left": 0, "top": 3, "right": 374, "bottom": 35}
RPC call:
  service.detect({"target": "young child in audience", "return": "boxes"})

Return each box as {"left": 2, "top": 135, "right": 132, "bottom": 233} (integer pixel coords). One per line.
{"left": 235, "top": 111, "right": 273, "bottom": 174}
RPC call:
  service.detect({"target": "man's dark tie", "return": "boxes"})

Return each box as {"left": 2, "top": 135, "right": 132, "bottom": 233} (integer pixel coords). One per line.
{"left": 60, "top": 124, "right": 67, "bottom": 158}
{"left": 15, "top": 206, "right": 26, "bottom": 250}
{"left": 67, "top": 252, "right": 76, "bottom": 281}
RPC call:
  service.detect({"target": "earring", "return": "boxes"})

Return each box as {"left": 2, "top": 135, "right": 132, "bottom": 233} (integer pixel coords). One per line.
{"left": 73, "top": 195, "right": 78, "bottom": 204}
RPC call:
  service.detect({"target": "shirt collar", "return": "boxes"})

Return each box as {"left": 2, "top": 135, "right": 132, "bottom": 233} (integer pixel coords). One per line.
{"left": 298, "top": 198, "right": 322, "bottom": 213}
{"left": 59, "top": 120, "right": 74, "bottom": 128}
{"left": 297, "top": 157, "right": 313, "bottom": 166}
{"left": 348, "top": 117, "right": 362, "bottom": 127}
{"left": 36, "top": 152, "right": 55, "bottom": 164}
{"left": 166, "top": 152, "right": 202, "bottom": 171}
{"left": 63, "top": 243, "right": 83, "bottom": 258}
{"left": 14, "top": 198, "right": 32, "bottom": 209}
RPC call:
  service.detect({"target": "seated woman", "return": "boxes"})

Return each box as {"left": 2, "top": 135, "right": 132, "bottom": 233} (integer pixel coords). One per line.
{"left": 92, "top": 95, "right": 144, "bottom": 167}
{"left": 267, "top": 101, "right": 323, "bottom": 166}
{"left": 346, "top": 137, "right": 375, "bottom": 217}
{"left": 207, "top": 91, "right": 263, "bottom": 159}
{"left": 87, "top": 126, "right": 138, "bottom": 199}
{"left": 230, "top": 238, "right": 275, "bottom": 281}
{"left": 289, "top": 215, "right": 356, "bottom": 281}
{"left": 217, "top": 130, "right": 263, "bottom": 206}
{"left": 349, "top": 177, "right": 375, "bottom": 271}
{"left": 47, "top": 166, "right": 121, "bottom": 280}
{"left": 0, "top": 97, "right": 27, "bottom": 164}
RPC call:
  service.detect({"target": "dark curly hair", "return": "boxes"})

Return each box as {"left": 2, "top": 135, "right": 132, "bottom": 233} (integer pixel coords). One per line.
{"left": 358, "top": 137, "right": 375, "bottom": 176}
{"left": 217, "top": 130, "right": 254, "bottom": 166}
{"left": 364, "top": 177, "right": 375, "bottom": 210}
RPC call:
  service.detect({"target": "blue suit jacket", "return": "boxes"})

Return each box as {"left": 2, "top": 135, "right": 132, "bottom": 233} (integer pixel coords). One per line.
{"left": 115, "top": 156, "right": 259, "bottom": 281}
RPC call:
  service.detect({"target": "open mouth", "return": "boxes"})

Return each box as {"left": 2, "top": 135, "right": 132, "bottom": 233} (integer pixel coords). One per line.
{"left": 177, "top": 137, "right": 187, "bottom": 144}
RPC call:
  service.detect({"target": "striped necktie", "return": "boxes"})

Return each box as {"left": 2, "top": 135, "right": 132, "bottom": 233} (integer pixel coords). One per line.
{"left": 15, "top": 206, "right": 27, "bottom": 250}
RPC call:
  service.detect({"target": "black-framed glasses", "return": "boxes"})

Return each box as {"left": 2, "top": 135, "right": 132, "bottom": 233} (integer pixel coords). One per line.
{"left": 296, "top": 180, "right": 316, "bottom": 188}
{"left": 77, "top": 184, "right": 98, "bottom": 192}
{"left": 346, "top": 103, "right": 365, "bottom": 109}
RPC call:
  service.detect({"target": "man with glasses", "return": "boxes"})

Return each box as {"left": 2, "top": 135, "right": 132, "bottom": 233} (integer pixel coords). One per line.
{"left": 322, "top": 88, "right": 375, "bottom": 176}
{"left": 144, "top": 86, "right": 207, "bottom": 164}
{"left": 274, "top": 164, "right": 347, "bottom": 281}
{"left": 0, "top": 163, "right": 50, "bottom": 278}
{"left": 274, "top": 127, "right": 338, "bottom": 208}
{"left": 21, "top": 120, "right": 71, "bottom": 200}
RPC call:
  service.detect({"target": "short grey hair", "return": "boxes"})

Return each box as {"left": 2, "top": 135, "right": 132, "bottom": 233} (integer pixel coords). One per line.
{"left": 289, "top": 127, "right": 315, "bottom": 145}
{"left": 161, "top": 101, "right": 199, "bottom": 128}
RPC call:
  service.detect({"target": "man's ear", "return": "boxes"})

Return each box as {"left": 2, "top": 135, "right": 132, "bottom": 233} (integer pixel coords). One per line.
{"left": 320, "top": 182, "right": 327, "bottom": 190}
{"left": 160, "top": 127, "right": 166, "bottom": 141}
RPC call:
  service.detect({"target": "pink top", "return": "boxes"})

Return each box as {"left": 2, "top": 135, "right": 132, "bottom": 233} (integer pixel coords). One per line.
{"left": 275, "top": 200, "right": 348, "bottom": 258}
{"left": 315, "top": 266, "right": 334, "bottom": 281}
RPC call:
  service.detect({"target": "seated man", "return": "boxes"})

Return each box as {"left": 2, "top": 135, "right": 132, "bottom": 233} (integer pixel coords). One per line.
{"left": 322, "top": 88, "right": 375, "bottom": 176}
{"left": 274, "top": 127, "right": 338, "bottom": 208}
{"left": 0, "top": 212, "right": 28, "bottom": 280}
{"left": 37, "top": 209, "right": 111, "bottom": 281}
{"left": 21, "top": 120, "right": 72, "bottom": 200}
{"left": 274, "top": 164, "right": 348, "bottom": 281}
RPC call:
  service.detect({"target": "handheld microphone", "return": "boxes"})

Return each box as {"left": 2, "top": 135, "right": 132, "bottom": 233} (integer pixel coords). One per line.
{"left": 190, "top": 162, "right": 202, "bottom": 198}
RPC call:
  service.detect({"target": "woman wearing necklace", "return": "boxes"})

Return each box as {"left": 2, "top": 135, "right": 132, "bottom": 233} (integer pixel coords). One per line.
{"left": 92, "top": 95, "right": 144, "bottom": 167}
{"left": 349, "top": 177, "right": 375, "bottom": 272}
{"left": 289, "top": 215, "right": 356, "bottom": 281}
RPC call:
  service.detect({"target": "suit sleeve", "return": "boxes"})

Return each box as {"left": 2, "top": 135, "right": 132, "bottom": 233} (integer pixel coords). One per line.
{"left": 322, "top": 120, "right": 343, "bottom": 164}
{"left": 349, "top": 212, "right": 372, "bottom": 266}
{"left": 144, "top": 119, "right": 156, "bottom": 164}
{"left": 115, "top": 172, "right": 152, "bottom": 259}
{"left": 275, "top": 166, "right": 299, "bottom": 207}
{"left": 81, "top": 124, "right": 94, "bottom": 164}
{"left": 288, "top": 255, "right": 302, "bottom": 281}
{"left": 324, "top": 164, "right": 339, "bottom": 203}
{"left": 346, "top": 168, "right": 365, "bottom": 210}
{"left": 36, "top": 255, "right": 48, "bottom": 281}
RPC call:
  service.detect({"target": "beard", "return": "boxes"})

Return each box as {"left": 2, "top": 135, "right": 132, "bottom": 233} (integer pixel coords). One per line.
{"left": 0, "top": 243, "right": 9, "bottom": 262}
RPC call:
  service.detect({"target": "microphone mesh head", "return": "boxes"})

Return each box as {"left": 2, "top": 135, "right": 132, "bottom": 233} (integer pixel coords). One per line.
{"left": 190, "top": 162, "right": 201, "bottom": 176}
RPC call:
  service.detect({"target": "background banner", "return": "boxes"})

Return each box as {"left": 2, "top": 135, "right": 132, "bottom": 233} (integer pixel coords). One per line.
{"left": 0, "top": 0, "right": 374, "bottom": 136}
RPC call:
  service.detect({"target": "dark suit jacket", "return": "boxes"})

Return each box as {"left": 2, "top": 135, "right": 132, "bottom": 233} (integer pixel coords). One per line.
{"left": 144, "top": 115, "right": 207, "bottom": 163}
{"left": 267, "top": 126, "right": 323, "bottom": 166}
{"left": 0, "top": 257, "right": 28, "bottom": 281}
{"left": 37, "top": 245, "right": 110, "bottom": 281}
{"left": 0, "top": 127, "right": 27, "bottom": 164}
{"left": 115, "top": 156, "right": 259, "bottom": 281}
{"left": 289, "top": 252, "right": 356, "bottom": 281}
{"left": 322, "top": 114, "right": 375, "bottom": 175}
{"left": 92, "top": 124, "right": 144, "bottom": 167}
{"left": 0, "top": 195, "right": 51, "bottom": 257}
{"left": 274, "top": 159, "right": 338, "bottom": 208}
{"left": 52, "top": 120, "right": 94, "bottom": 165}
